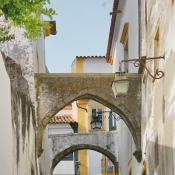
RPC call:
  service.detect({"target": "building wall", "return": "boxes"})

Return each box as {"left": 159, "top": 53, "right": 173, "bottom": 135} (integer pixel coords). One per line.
{"left": 71, "top": 57, "right": 112, "bottom": 73}
{"left": 83, "top": 58, "right": 112, "bottom": 73}
{"left": 41, "top": 123, "right": 75, "bottom": 175}
{"left": 111, "top": 0, "right": 139, "bottom": 73}
{"left": 71, "top": 57, "right": 113, "bottom": 175}
{"left": 0, "top": 52, "right": 39, "bottom": 175}
{"left": 0, "top": 15, "right": 47, "bottom": 175}
{"left": 0, "top": 52, "right": 13, "bottom": 175}
{"left": 140, "top": 0, "right": 175, "bottom": 174}
{"left": 0, "top": 16, "right": 47, "bottom": 102}
{"left": 109, "top": 0, "right": 143, "bottom": 174}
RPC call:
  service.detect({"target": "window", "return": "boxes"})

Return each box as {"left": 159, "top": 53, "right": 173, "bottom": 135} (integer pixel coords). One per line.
{"left": 91, "top": 108, "right": 103, "bottom": 129}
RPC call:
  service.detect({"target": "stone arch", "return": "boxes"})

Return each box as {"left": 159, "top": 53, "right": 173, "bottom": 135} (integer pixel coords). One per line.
{"left": 36, "top": 73, "right": 141, "bottom": 161}
{"left": 51, "top": 144, "right": 118, "bottom": 175}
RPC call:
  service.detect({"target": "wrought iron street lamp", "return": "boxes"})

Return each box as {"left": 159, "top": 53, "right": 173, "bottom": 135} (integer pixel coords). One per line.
{"left": 111, "top": 72, "right": 129, "bottom": 97}
{"left": 111, "top": 55, "right": 165, "bottom": 97}
{"left": 90, "top": 110, "right": 121, "bottom": 130}
{"left": 90, "top": 117, "right": 102, "bottom": 130}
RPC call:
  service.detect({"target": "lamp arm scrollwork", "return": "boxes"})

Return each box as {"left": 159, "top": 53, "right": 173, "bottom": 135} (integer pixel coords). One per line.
{"left": 119, "top": 54, "right": 165, "bottom": 81}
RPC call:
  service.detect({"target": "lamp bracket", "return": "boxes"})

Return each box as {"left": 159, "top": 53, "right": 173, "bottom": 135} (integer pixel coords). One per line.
{"left": 119, "top": 54, "right": 165, "bottom": 81}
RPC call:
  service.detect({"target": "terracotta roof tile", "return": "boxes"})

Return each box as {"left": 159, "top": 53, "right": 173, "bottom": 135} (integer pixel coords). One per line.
{"left": 63, "top": 106, "right": 72, "bottom": 110}
{"left": 106, "top": 0, "right": 119, "bottom": 62}
{"left": 49, "top": 116, "right": 76, "bottom": 124}
{"left": 76, "top": 56, "right": 105, "bottom": 58}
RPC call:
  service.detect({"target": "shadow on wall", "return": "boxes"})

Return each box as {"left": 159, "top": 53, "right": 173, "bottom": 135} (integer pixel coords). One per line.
{"left": 145, "top": 141, "right": 174, "bottom": 174}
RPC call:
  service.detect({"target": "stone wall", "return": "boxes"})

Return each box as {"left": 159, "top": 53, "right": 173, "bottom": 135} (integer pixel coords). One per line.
{"left": 140, "top": 0, "right": 175, "bottom": 174}
{"left": 35, "top": 73, "right": 142, "bottom": 161}
{"left": 49, "top": 131, "right": 118, "bottom": 174}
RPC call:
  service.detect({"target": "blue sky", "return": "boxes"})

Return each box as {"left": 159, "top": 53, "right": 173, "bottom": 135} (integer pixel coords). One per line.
{"left": 44, "top": 0, "right": 113, "bottom": 73}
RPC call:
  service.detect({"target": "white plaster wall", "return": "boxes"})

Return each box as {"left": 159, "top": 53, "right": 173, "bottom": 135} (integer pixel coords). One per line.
{"left": 0, "top": 52, "right": 38, "bottom": 175}
{"left": 56, "top": 109, "right": 72, "bottom": 116}
{"left": 17, "top": 112, "right": 37, "bottom": 175}
{"left": 0, "top": 16, "right": 46, "bottom": 102}
{"left": 83, "top": 58, "right": 112, "bottom": 73}
{"left": 40, "top": 125, "right": 52, "bottom": 175}
{"left": 112, "top": 0, "right": 139, "bottom": 73}
{"left": 88, "top": 150, "right": 102, "bottom": 175}
{"left": 109, "top": 0, "right": 143, "bottom": 174}
{"left": 0, "top": 52, "right": 13, "bottom": 175}
{"left": 32, "top": 17, "right": 46, "bottom": 73}
{"left": 53, "top": 161, "right": 75, "bottom": 175}
{"left": 116, "top": 119, "right": 142, "bottom": 175}
{"left": 41, "top": 123, "right": 74, "bottom": 175}
{"left": 72, "top": 102, "right": 78, "bottom": 121}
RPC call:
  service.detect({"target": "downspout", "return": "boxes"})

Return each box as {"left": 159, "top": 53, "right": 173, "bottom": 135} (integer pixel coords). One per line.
{"left": 76, "top": 101, "right": 88, "bottom": 113}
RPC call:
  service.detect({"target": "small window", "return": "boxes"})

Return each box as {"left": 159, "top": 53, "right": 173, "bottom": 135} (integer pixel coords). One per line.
{"left": 92, "top": 108, "right": 103, "bottom": 121}
{"left": 91, "top": 108, "right": 103, "bottom": 129}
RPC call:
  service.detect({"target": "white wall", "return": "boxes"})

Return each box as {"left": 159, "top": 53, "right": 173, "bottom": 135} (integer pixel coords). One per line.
{"left": 83, "top": 58, "right": 112, "bottom": 73}
{"left": 0, "top": 16, "right": 47, "bottom": 102}
{"left": 0, "top": 52, "right": 13, "bottom": 175}
{"left": 88, "top": 150, "right": 102, "bottom": 175}
{"left": 112, "top": 0, "right": 139, "bottom": 73}
{"left": 41, "top": 123, "right": 75, "bottom": 175}
{"left": 53, "top": 161, "right": 75, "bottom": 175}
{"left": 56, "top": 109, "right": 72, "bottom": 116}
{"left": 116, "top": 120, "right": 142, "bottom": 175}
{"left": 0, "top": 52, "right": 38, "bottom": 175}
{"left": 32, "top": 19, "right": 46, "bottom": 74}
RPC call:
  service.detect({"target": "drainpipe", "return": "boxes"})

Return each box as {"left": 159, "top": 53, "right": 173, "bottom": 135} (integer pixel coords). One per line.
{"left": 76, "top": 101, "right": 87, "bottom": 113}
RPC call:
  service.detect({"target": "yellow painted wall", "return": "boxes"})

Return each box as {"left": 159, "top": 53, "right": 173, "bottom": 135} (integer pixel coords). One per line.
{"left": 76, "top": 57, "right": 86, "bottom": 73}
{"left": 78, "top": 150, "right": 88, "bottom": 175}
{"left": 77, "top": 99, "right": 89, "bottom": 175}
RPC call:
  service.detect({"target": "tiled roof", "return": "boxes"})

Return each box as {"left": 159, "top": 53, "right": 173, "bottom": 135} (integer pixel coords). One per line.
{"left": 63, "top": 106, "right": 72, "bottom": 110}
{"left": 49, "top": 116, "right": 76, "bottom": 124}
{"left": 76, "top": 56, "right": 105, "bottom": 58}
{"left": 106, "top": 0, "right": 119, "bottom": 62}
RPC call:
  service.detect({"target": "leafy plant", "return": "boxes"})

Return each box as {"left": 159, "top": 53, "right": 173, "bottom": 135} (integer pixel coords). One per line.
{"left": 0, "top": 0, "right": 56, "bottom": 41}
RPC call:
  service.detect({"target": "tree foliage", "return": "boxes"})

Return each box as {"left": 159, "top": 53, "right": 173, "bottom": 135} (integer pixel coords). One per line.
{"left": 0, "top": 0, "right": 56, "bottom": 41}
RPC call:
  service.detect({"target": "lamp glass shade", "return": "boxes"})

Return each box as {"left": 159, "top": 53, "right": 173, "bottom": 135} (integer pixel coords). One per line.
{"left": 90, "top": 119, "right": 102, "bottom": 130}
{"left": 112, "top": 80, "right": 129, "bottom": 97}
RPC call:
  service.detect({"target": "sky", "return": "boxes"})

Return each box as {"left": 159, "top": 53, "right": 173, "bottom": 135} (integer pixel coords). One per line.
{"left": 44, "top": 0, "right": 113, "bottom": 73}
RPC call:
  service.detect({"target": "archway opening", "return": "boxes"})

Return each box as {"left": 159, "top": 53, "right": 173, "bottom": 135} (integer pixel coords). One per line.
{"left": 38, "top": 93, "right": 139, "bottom": 158}
{"left": 51, "top": 145, "right": 118, "bottom": 175}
